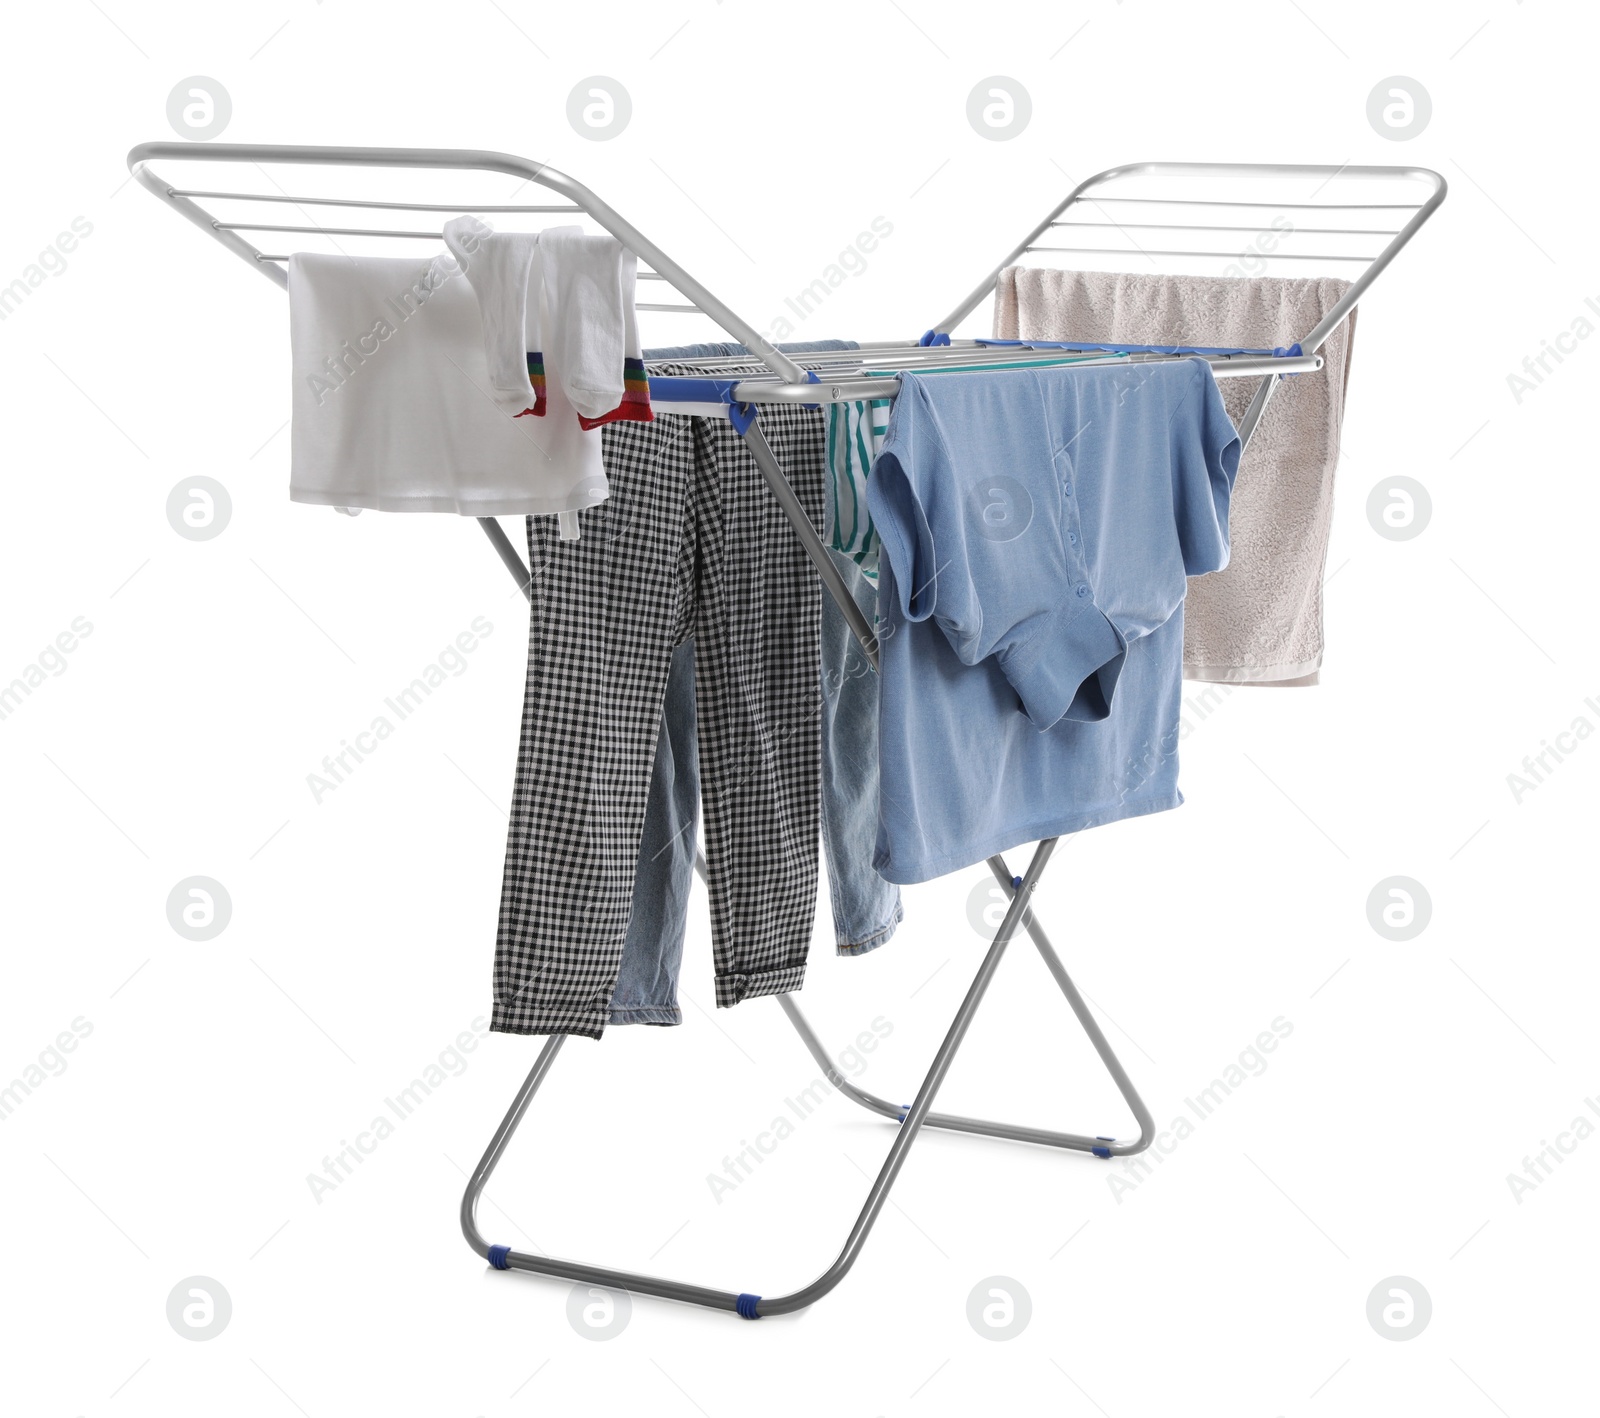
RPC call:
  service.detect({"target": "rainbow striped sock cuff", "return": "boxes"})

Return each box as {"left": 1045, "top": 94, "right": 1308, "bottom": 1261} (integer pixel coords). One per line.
{"left": 519, "top": 351, "right": 548, "bottom": 417}
{"left": 576, "top": 357, "right": 654, "bottom": 430}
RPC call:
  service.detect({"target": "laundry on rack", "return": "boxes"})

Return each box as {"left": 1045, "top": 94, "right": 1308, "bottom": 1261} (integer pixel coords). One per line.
{"left": 600, "top": 566, "right": 898, "bottom": 1027}
{"left": 613, "top": 559, "right": 901, "bottom": 1018}
{"left": 995, "top": 268, "right": 1356, "bottom": 685}
{"left": 817, "top": 548, "right": 903, "bottom": 953}
{"left": 638, "top": 339, "right": 886, "bottom": 578}
{"left": 639, "top": 341, "right": 856, "bottom": 359}
{"left": 607, "top": 639, "right": 698, "bottom": 1026}
{"left": 826, "top": 398, "right": 891, "bottom": 582}
{"left": 494, "top": 404, "right": 827, "bottom": 1039}
{"left": 442, "top": 215, "right": 653, "bottom": 434}
{"left": 440, "top": 216, "right": 553, "bottom": 416}
{"left": 600, "top": 345, "right": 899, "bottom": 1019}
{"left": 867, "top": 359, "right": 1241, "bottom": 885}
{"left": 517, "top": 342, "right": 902, "bottom": 1033}
{"left": 287, "top": 252, "right": 607, "bottom": 517}
{"left": 540, "top": 227, "right": 652, "bottom": 429}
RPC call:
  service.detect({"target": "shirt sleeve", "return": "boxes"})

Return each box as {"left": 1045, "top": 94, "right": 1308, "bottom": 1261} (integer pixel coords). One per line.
{"left": 869, "top": 378, "right": 1127, "bottom": 732}
{"left": 1170, "top": 359, "right": 1243, "bottom": 577}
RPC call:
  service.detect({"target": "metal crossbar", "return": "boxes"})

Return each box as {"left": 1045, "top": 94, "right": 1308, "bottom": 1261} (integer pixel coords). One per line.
{"left": 128, "top": 142, "right": 1442, "bottom": 1318}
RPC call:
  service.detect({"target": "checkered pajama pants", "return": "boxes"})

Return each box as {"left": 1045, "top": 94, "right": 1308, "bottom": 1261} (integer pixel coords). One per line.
{"left": 493, "top": 406, "right": 827, "bottom": 1038}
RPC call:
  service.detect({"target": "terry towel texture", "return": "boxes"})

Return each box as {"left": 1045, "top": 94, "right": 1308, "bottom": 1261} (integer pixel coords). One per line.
{"left": 287, "top": 252, "right": 607, "bottom": 516}
{"left": 995, "top": 268, "right": 1357, "bottom": 684}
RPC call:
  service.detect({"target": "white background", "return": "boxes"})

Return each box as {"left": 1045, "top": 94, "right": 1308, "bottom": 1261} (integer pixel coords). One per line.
{"left": 1, "top": 2, "right": 1595, "bottom": 1414}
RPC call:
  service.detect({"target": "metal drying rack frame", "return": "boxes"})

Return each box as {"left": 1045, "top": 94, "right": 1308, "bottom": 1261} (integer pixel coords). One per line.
{"left": 127, "top": 142, "right": 1444, "bottom": 1319}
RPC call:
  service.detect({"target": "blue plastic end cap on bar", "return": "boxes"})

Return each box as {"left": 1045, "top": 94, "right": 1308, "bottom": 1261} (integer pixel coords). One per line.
{"left": 918, "top": 329, "right": 951, "bottom": 347}
{"left": 727, "top": 401, "right": 759, "bottom": 435}
{"left": 1092, "top": 1135, "right": 1115, "bottom": 1159}
{"left": 1271, "top": 341, "right": 1306, "bottom": 375}
{"left": 736, "top": 1293, "right": 762, "bottom": 1320}
{"left": 487, "top": 1244, "right": 512, "bottom": 1270}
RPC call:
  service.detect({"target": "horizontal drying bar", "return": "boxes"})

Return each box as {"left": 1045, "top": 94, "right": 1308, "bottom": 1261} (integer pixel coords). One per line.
{"left": 1082, "top": 196, "right": 1425, "bottom": 210}
{"left": 1051, "top": 220, "right": 1401, "bottom": 236}
{"left": 170, "top": 188, "right": 584, "bottom": 214}
{"left": 699, "top": 352, "right": 1324, "bottom": 407}
{"left": 215, "top": 225, "right": 672, "bottom": 269}
{"left": 1025, "top": 245, "right": 1376, "bottom": 262}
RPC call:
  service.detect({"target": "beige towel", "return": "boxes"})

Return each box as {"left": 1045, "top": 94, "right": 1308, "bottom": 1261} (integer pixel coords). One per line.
{"left": 995, "top": 269, "right": 1357, "bottom": 684}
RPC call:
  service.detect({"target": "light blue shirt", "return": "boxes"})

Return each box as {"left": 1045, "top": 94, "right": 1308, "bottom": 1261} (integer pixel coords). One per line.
{"left": 866, "top": 359, "right": 1241, "bottom": 884}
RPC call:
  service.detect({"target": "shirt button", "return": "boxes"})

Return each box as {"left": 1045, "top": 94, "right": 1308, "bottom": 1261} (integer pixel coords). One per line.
{"left": 1068, "top": 531, "right": 1077, "bottom": 545}
{"left": 1076, "top": 584, "right": 1089, "bottom": 598}
{"left": 1063, "top": 483, "right": 1073, "bottom": 496}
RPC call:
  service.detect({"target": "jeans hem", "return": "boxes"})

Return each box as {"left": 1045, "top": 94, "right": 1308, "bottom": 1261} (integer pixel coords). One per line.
{"left": 607, "top": 1004, "right": 683, "bottom": 1026}
{"left": 836, "top": 901, "right": 905, "bottom": 957}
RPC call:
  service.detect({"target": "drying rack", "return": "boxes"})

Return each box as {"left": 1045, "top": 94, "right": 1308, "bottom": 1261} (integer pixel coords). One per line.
{"left": 127, "top": 142, "right": 1444, "bottom": 1318}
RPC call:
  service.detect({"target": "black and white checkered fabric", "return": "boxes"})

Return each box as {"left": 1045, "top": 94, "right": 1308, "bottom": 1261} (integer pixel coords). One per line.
{"left": 493, "top": 403, "right": 826, "bottom": 1038}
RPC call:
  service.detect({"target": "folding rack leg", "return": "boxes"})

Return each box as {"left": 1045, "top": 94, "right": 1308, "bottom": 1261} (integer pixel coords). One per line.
{"left": 461, "top": 840, "right": 1058, "bottom": 1316}
{"left": 774, "top": 852, "right": 1154, "bottom": 1157}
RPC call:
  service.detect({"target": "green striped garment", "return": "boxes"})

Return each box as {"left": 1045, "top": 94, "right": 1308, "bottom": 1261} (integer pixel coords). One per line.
{"left": 825, "top": 398, "right": 891, "bottom": 583}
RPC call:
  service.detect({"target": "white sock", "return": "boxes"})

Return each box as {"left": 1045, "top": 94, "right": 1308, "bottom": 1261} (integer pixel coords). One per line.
{"left": 442, "top": 215, "right": 542, "bottom": 417}
{"left": 540, "top": 227, "right": 626, "bottom": 424}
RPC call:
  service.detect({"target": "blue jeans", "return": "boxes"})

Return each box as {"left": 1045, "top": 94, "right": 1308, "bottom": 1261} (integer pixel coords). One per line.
{"left": 608, "top": 641, "right": 697, "bottom": 1025}
{"left": 818, "top": 550, "right": 902, "bottom": 956}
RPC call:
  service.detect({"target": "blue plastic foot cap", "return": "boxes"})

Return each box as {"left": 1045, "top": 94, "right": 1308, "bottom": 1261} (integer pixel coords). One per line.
{"left": 1091, "top": 1146, "right": 1112, "bottom": 1159}
{"left": 487, "top": 1244, "right": 512, "bottom": 1270}
{"left": 736, "top": 1293, "right": 762, "bottom": 1319}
